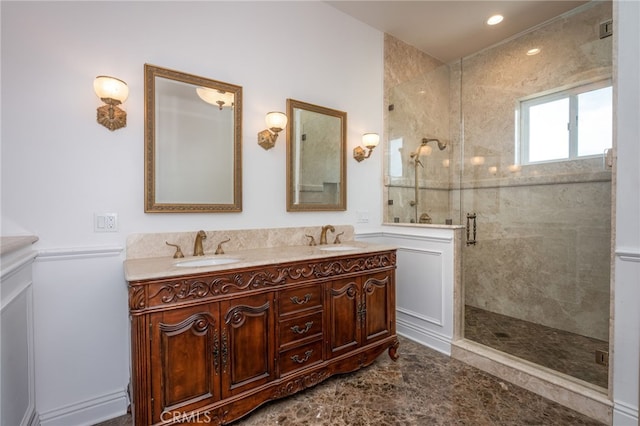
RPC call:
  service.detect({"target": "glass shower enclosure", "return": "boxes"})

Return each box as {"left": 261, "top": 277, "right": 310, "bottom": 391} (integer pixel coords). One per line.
{"left": 385, "top": 1, "right": 613, "bottom": 389}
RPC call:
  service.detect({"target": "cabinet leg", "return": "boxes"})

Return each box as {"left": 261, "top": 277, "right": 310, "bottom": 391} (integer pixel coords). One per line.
{"left": 388, "top": 338, "right": 400, "bottom": 361}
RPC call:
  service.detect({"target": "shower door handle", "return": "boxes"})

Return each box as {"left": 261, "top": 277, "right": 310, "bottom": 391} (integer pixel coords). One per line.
{"left": 466, "top": 213, "right": 477, "bottom": 246}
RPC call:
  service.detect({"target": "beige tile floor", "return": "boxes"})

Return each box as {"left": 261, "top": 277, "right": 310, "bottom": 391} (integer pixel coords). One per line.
{"left": 96, "top": 336, "right": 603, "bottom": 426}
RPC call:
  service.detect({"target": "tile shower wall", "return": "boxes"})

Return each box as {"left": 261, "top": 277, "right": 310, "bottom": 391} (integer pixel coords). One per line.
{"left": 384, "top": 34, "right": 453, "bottom": 225}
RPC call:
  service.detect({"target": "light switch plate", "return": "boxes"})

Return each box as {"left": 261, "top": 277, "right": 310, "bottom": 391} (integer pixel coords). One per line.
{"left": 356, "top": 210, "right": 370, "bottom": 223}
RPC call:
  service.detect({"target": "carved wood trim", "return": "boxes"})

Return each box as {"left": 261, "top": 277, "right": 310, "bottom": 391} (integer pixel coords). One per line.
{"left": 158, "top": 312, "right": 216, "bottom": 336}
{"left": 130, "top": 251, "right": 395, "bottom": 312}
{"left": 224, "top": 302, "right": 270, "bottom": 327}
{"left": 271, "top": 370, "right": 331, "bottom": 399}
{"left": 363, "top": 275, "right": 389, "bottom": 295}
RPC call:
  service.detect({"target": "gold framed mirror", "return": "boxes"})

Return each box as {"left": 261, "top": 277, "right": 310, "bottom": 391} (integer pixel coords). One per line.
{"left": 144, "top": 64, "right": 242, "bottom": 213}
{"left": 286, "top": 99, "right": 347, "bottom": 212}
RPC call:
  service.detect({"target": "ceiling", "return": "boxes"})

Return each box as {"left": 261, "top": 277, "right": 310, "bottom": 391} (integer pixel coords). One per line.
{"left": 325, "top": 1, "right": 590, "bottom": 63}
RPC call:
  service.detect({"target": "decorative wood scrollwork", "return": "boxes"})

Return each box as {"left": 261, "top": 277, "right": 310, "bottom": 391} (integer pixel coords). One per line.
{"left": 224, "top": 302, "right": 270, "bottom": 327}
{"left": 363, "top": 276, "right": 389, "bottom": 294}
{"left": 143, "top": 252, "right": 396, "bottom": 308}
{"left": 129, "top": 286, "right": 146, "bottom": 311}
{"left": 158, "top": 312, "right": 216, "bottom": 336}
{"left": 330, "top": 282, "right": 358, "bottom": 299}
{"left": 272, "top": 370, "right": 330, "bottom": 399}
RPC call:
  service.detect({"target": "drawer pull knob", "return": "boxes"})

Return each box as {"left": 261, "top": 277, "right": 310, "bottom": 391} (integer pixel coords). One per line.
{"left": 291, "top": 350, "right": 313, "bottom": 364}
{"left": 291, "top": 321, "right": 313, "bottom": 334}
{"left": 290, "top": 293, "right": 312, "bottom": 305}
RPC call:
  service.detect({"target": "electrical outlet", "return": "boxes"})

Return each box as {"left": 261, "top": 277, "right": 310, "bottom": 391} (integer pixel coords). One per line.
{"left": 94, "top": 213, "right": 118, "bottom": 232}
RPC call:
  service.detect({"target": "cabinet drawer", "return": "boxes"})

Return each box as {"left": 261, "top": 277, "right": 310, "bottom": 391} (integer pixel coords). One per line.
{"left": 279, "top": 285, "right": 323, "bottom": 316}
{"left": 279, "top": 311, "right": 323, "bottom": 347}
{"left": 279, "top": 340, "right": 323, "bottom": 376}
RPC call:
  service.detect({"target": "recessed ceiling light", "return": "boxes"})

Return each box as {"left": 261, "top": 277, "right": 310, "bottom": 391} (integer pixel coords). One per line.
{"left": 487, "top": 15, "right": 504, "bottom": 26}
{"left": 527, "top": 48, "right": 541, "bottom": 56}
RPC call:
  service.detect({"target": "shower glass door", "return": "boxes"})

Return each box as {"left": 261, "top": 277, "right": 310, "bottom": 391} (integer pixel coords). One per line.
{"left": 459, "top": 1, "right": 613, "bottom": 389}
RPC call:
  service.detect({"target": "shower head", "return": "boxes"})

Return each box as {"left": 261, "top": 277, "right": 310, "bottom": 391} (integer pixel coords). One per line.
{"left": 421, "top": 137, "right": 447, "bottom": 151}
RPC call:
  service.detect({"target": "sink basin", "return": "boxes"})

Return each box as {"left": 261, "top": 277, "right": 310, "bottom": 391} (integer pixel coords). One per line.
{"left": 175, "top": 257, "right": 241, "bottom": 267}
{"left": 319, "top": 245, "right": 359, "bottom": 252}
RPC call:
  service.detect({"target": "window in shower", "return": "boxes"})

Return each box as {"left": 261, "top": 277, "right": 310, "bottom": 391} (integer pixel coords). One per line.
{"left": 518, "top": 80, "right": 612, "bottom": 164}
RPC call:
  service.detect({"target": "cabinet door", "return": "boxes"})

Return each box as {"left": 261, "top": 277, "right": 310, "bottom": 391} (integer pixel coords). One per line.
{"left": 326, "top": 277, "right": 361, "bottom": 358}
{"left": 362, "top": 271, "right": 395, "bottom": 345}
{"left": 221, "top": 292, "right": 275, "bottom": 397}
{"left": 150, "top": 305, "right": 221, "bottom": 424}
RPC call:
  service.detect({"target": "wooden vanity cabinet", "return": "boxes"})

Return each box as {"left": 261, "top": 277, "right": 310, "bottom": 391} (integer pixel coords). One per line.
{"left": 146, "top": 292, "right": 275, "bottom": 423}
{"left": 128, "top": 249, "right": 397, "bottom": 425}
{"left": 327, "top": 270, "right": 395, "bottom": 359}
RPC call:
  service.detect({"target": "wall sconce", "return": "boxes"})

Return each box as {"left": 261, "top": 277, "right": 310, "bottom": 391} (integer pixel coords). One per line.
{"left": 353, "top": 133, "right": 380, "bottom": 162}
{"left": 93, "top": 76, "right": 129, "bottom": 131}
{"left": 257, "top": 111, "right": 287, "bottom": 150}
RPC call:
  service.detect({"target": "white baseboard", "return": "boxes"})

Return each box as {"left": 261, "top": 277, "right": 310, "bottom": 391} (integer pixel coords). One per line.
{"left": 38, "top": 389, "right": 128, "bottom": 426}
{"left": 613, "top": 400, "right": 639, "bottom": 426}
{"left": 397, "top": 317, "right": 452, "bottom": 356}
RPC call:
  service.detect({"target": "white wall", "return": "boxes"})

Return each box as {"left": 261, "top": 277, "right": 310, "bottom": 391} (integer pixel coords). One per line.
{"left": 1, "top": 2, "right": 384, "bottom": 424}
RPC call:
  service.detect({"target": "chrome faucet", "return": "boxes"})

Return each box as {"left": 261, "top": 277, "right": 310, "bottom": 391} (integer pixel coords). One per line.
{"left": 319, "top": 225, "right": 335, "bottom": 245}
{"left": 193, "top": 230, "right": 207, "bottom": 256}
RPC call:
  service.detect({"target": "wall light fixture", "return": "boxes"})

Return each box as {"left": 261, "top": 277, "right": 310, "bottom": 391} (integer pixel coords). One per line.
{"left": 353, "top": 133, "right": 380, "bottom": 162}
{"left": 257, "top": 111, "right": 287, "bottom": 150}
{"left": 94, "top": 76, "right": 129, "bottom": 131}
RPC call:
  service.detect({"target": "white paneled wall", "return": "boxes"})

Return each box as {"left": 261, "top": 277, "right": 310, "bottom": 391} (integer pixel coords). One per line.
{"left": 1, "top": 246, "right": 38, "bottom": 426}
{"left": 33, "top": 249, "right": 128, "bottom": 426}
{"left": 357, "top": 225, "right": 460, "bottom": 355}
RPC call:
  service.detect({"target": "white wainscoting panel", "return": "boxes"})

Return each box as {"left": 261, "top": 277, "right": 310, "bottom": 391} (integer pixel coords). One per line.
{"left": 1, "top": 248, "right": 38, "bottom": 426}
{"left": 357, "top": 225, "right": 458, "bottom": 355}
{"left": 33, "top": 247, "right": 129, "bottom": 426}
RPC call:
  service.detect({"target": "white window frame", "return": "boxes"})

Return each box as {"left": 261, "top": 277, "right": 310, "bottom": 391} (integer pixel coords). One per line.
{"left": 518, "top": 79, "right": 612, "bottom": 165}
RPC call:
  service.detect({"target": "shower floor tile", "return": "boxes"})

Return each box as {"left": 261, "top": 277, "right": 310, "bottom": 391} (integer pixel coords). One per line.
{"left": 465, "top": 305, "right": 609, "bottom": 388}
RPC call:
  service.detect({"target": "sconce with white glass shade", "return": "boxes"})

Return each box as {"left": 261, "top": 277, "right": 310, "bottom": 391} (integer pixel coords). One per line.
{"left": 353, "top": 133, "right": 380, "bottom": 162}
{"left": 257, "top": 111, "right": 287, "bottom": 150}
{"left": 93, "top": 76, "right": 129, "bottom": 131}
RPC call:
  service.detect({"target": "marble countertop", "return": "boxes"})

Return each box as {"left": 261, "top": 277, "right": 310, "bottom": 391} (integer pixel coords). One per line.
{"left": 124, "top": 241, "right": 396, "bottom": 282}
{"left": 1, "top": 235, "right": 39, "bottom": 256}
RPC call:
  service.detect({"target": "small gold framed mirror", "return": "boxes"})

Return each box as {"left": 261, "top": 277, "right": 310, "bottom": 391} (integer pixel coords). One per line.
{"left": 286, "top": 99, "right": 347, "bottom": 211}
{"left": 144, "top": 64, "right": 242, "bottom": 213}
